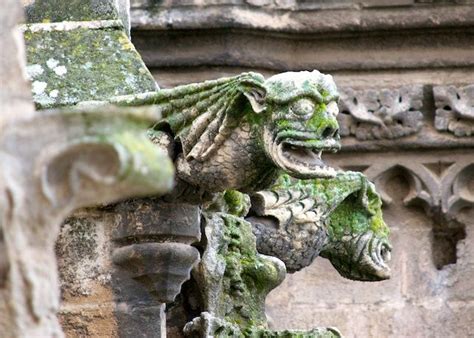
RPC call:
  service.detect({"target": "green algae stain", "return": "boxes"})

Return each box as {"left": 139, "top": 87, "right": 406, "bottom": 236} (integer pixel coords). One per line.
{"left": 305, "top": 103, "right": 338, "bottom": 135}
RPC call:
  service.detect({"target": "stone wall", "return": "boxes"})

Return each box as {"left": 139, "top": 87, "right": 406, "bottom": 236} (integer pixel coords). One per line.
{"left": 129, "top": 1, "right": 474, "bottom": 337}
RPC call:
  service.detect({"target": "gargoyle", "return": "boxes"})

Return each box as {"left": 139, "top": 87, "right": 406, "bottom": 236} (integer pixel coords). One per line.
{"left": 94, "top": 70, "right": 341, "bottom": 194}
{"left": 248, "top": 171, "right": 392, "bottom": 281}
{"left": 185, "top": 171, "right": 390, "bottom": 336}
{"left": 93, "top": 70, "right": 344, "bottom": 325}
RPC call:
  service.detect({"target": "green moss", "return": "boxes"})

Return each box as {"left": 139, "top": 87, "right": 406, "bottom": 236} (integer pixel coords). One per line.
{"left": 223, "top": 190, "right": 250, "bottom": 217}
{"left": 306, "top": 103, "right": 337, "bottom": 133}
{"left": 245, "top": 111, "right": 264, "bottom": 126}
{"left": 272, "top": 172, "right": 389, "bottom": 241}
{"left": 276, "top": 119, "right": 291, "bottom": 130}
{"left": 329, "top": 194, "right": 370, "bottom": 238}
{"left": 213, "top": 214, "right": 284, "bottom": 334}
{"left": 369, "top": 209, "right": 389, "bottom": 237}
{"left": 244, "top": 103, "right": 265, "bottom": 126}
{"left": 244, "top": 327, "right": 341, "bottom": 338}
{"left": 326, "top": 183, "right": 389, "bottom": 240}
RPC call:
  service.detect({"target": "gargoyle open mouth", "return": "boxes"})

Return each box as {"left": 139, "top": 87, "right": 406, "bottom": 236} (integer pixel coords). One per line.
{"left": 265, "top": 129, "right": 341, "bottom": 179}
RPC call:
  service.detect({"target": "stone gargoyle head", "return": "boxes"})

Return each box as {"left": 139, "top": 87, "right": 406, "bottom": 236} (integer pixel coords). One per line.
{"left": 319, "top": 173, "right": 391, "bottom": 281}
{"left": 260, "top": 71, "right": 340, "bottom": 179}
{"left": 107, "top": 71, "right": 340, "bottom": 192}
{"left": 248, "top": 171, "right": 392, "bottom": 281}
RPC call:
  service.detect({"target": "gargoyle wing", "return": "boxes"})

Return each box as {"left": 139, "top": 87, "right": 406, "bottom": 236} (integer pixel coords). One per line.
{"left": 131, "top": 73, "right": 266, "bottom": 161}
{"left": 107, "top": 72, "right": 266, "bottom": 161}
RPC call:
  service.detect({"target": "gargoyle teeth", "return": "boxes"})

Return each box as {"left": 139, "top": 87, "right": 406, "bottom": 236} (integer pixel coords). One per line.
{"left": 264, "top": 127, "right": 338, "bottom": 179}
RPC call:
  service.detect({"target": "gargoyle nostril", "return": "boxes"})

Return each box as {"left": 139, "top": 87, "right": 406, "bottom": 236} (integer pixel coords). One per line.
{"left": 380, "top": 243, "right": 392, "bottom": 262}
{"left": 321, "top": 127, "right": 336, "bottom": 138}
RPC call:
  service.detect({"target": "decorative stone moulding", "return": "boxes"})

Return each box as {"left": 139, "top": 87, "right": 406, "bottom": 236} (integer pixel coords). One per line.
{"left": 434, "top": 84, "right": 474, "bottom": 137}
{"left": 368, "top": 159, "right": 474, "bottom": 226}
{"left": 337, "top": 85, "right": 424, "bottom": 140}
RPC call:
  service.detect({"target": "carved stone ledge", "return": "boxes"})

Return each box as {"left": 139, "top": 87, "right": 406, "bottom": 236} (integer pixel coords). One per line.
{"left": 434, "top": 84, "right": 474, "bottom": 137}
{"left": 130, "top": 2, "right": 474, "bottom": 34}
{"left": 0, "top": 106, "right": 174, "bottom": 337}
{"left": 338, "top": 86, "right": 424, "bottom": 140}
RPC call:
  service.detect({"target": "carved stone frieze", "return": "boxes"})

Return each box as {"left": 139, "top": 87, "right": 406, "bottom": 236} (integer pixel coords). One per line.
{"left": 434, "top": 84, "right": 474, "bottom": 137}
{"left": 338, "top": 86, "right": 424, "bottom": 140}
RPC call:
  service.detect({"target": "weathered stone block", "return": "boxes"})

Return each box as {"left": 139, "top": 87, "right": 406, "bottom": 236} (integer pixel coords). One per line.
{"left": 112, "top": 200, "right": 201, "bottom": 244}
{"left": 24, "top": 22, "right": 157, "bottom": 109}
{"left": 25, "top": 0, "right": 131, "bottom": 34}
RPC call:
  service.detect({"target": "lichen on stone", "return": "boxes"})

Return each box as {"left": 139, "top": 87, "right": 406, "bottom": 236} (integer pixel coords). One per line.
{"left": 25, "top": 0, "right": 119, "bottom": 24}
{"left": 24, "top": 24, "right": 157, "bottom": 109}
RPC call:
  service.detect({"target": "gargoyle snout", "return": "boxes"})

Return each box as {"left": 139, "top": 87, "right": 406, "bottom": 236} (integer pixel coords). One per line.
{"left": 379, "top": 241, "right": 392, "bottom": 264}
{"left": 310, "top": 113, "right": 340, "bottom": 144}
{"left": 370, "top": 237, "right": 392, "bottom": 280}
{"left": 321, "top": 125, "right": 339, "bottom": 139}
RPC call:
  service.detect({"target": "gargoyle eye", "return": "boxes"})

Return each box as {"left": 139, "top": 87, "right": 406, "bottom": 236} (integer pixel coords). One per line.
{"left": 290, "top": 98, "right": 315, "bottom": 118}
{"left": 326, "top": 101, "right": 339, "bottom": 117}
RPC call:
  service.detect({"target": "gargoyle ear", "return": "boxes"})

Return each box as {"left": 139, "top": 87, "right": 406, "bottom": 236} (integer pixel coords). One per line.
{"left": 243, "top": 87, "right": 267, "bottom": 113}
{"left": 358, "top": 178, "right": 370, "bottom": 210}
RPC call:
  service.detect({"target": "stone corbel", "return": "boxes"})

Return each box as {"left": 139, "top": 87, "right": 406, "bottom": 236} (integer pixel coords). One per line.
{"left": 0, "top": 106, "right": 174, "bottom": 337}
{"left": 110, "top": 198, "right": 201, "bottom": 336}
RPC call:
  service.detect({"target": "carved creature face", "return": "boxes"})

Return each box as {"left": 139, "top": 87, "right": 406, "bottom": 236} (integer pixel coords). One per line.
{"left": 321, "top": 181, "right": 392, "bottom": 281}
{"left": 247, "top": 172, "right": 391, "bottom": 278}
{"left": 261, "top": 71, "right": 341, "bottom": 179}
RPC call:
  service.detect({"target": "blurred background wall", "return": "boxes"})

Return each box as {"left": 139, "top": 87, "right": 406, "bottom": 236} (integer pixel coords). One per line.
{"left": 127, "top": 1, "right": 474, "bottom": 337}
